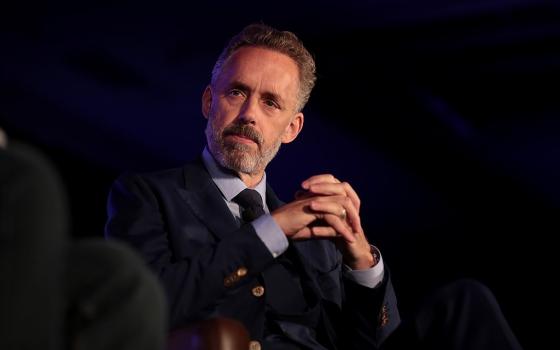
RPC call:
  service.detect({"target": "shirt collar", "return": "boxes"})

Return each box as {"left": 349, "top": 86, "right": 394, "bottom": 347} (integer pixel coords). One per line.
{"left": 202, "top": 147, "right": 267, "bottom": 202}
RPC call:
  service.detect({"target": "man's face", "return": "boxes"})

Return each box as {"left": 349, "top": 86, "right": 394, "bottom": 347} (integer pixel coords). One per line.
{"left": 202, "top": 46, "right": 304, "bottom": 176}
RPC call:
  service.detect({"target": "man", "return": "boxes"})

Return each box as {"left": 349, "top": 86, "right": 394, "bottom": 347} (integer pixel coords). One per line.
{"left": 105, "top": 23, "right": 523, "bottom": 350}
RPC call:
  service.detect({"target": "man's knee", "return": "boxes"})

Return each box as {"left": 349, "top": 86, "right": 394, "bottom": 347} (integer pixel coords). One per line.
{"left": 438, "top": 279, "right": 498, "bottom": 311}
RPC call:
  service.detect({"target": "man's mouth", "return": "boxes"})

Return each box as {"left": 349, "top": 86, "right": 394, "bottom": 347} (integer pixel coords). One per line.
{"left": 224, "top": 132, "right": 258, "bottom": 146}
{"left": 229, "top": 134, "right": 255, "bottom": 144}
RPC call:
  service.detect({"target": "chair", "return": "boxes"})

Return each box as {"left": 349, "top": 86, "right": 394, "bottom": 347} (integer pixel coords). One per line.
{"left": 167, "top": 317, "right": 250, "bottom": 350}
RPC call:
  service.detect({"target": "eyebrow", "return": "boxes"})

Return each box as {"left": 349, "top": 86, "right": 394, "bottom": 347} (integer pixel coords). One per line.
{"left": 228, "top": 81, "right": 251, "bottom": 94}
{"left": 228, "top": 81, "right": 286, "bottom": 108}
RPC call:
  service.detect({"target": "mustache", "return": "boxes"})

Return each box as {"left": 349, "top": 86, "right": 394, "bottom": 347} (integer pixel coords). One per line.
{"left": 222, "top": 123, "right": 263, "bottom": 145}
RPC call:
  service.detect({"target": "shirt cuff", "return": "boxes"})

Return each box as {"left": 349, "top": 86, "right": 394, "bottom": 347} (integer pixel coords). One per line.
{"left": 343, "top": 246, "right": 385, "bottom": 288}
{"left": 251, "top": 214, "right": 289, "bottom": 258}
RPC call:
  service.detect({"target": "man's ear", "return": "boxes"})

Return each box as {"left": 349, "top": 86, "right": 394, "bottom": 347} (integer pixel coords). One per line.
{"left": 202, "top": 85, "right": 212, "bottom": 119}
{"left": 281, "top": 112, "right": 304, "bottom": 144}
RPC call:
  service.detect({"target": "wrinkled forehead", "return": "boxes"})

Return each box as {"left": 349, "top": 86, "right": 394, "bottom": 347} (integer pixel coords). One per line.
{"left": 216, "top": 47, "right": 301, "bottom": 102}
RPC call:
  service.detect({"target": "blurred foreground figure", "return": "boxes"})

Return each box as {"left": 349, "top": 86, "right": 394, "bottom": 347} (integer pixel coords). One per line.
{"left": 0, "top": 135, "right": 166, "bottom": 350}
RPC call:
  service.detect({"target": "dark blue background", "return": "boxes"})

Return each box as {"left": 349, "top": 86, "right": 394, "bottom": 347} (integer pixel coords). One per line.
{"left": 2, "top": 1, "right": 558, "bottom": 348}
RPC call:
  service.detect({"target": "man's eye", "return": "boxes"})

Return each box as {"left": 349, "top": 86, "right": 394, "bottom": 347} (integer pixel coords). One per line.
{"left": 264, "top": 99, "right": 280, "bottom": 109}
{"left": 229, "top": 89, "right": 244, "bottom": 97}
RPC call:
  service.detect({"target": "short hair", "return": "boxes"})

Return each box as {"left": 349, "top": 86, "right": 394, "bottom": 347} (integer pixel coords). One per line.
{"left": 211, "top": 23, "right": 316, "bottom": 111}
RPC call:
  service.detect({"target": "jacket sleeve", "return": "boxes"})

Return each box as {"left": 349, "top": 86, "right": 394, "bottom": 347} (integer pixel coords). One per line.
{"left": 104, "top": 173, "right": 275, "bottom": 328}
{"left": 306, "top": 238, "right": 400, "bottom": 349}
{"left": 340, "top": 267, "right": 401, "bottom": 349}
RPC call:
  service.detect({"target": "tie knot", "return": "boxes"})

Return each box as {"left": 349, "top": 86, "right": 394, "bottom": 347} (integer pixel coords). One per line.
{"left": 233, "top": 189, "right": 265, "bottom": 222}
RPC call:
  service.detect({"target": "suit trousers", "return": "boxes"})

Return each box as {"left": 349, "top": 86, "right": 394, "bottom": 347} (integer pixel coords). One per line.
{"left": 382, "top": 279, "right": 523, "bottom": 350}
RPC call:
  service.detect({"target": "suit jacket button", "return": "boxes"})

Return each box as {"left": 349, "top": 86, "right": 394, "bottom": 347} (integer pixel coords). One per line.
{"left": 251, "top": 285, "right": 265, "bottom": 297}
{"left": 249, "top": 340, "right": 261, "bottom": 350}
{"left": 236, "top": 267, "right": 248, "bottom": 277}
{"left": 223, "top": 276, "right": 235, "bottom": 287}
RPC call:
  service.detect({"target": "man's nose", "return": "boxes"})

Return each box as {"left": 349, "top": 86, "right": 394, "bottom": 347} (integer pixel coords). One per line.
{"left": 238, "top": 97, "right": 259, "bottom": 124}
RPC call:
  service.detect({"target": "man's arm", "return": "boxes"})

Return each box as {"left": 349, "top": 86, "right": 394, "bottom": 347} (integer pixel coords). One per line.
{"left": 297, "top": 174, "right": 401, "bottom": 348}
{"left": 105, "top": 172, "right": 274, "bottom": 328}
{"left": 340, "top": 266, "right": 400, "bottom": 349}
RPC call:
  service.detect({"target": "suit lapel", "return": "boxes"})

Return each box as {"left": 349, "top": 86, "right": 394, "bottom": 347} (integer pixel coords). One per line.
{"left": 175, "top": 158, "right": 239, "bottom": 241}
{"left": 264, "top": 182, "right": 282, "bottom": 211}
{"left": 177, "top": 164, "right": 326, "bottom": 297}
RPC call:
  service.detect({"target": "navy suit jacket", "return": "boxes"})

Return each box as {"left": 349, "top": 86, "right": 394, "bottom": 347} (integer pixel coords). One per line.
{"left": 105, "top": 158, "right": 400, "bottom": 349}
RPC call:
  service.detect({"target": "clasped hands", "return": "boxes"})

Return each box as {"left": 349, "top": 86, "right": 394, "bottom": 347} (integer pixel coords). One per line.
{"left": 271, "top": 174, "right": 375, "bottom": 270}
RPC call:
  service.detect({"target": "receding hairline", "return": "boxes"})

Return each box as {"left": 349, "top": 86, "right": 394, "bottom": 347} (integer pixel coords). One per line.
{"left": 211, "top": 46, "right": 304, "bottom": 110}
{"left": 210, "top": 23, "right": 316, "bottom": 111}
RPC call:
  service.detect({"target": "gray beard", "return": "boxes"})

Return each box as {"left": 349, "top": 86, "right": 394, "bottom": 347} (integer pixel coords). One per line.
{"left": 205, "top": 121, "right": 281, "bottom": 175}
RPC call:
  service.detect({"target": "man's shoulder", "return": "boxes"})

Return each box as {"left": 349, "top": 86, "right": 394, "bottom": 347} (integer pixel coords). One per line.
{"left": 116, "top": 167, "right": 179, "bottom": 185}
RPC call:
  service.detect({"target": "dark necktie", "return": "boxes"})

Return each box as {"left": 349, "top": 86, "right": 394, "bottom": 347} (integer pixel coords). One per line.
{"left": 234, "top": 188, "right": 310, "bottom": 310}
{"left": 234, "top": 189, "right": 319, "bottom": 347}
{"left": 233, "top": 188, "right": 265, "bottom": 222}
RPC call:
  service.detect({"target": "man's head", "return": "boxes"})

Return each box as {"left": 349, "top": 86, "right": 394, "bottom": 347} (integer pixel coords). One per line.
{"left": 202, "top": 24, "right": 316, "bottom": 180}
{"left": 211, "top": 23, "right": 316, "bottom": 112}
